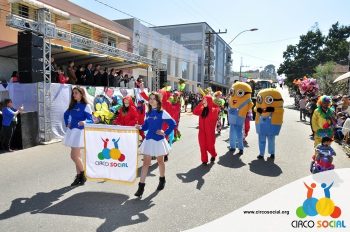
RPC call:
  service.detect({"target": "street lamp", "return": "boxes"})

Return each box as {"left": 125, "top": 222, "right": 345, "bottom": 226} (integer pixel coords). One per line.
{"left": 228, "top": 28, "right": 258, "bottom": 81}
{"left": 228, "top": 28, "right": 258, "bottom": 45}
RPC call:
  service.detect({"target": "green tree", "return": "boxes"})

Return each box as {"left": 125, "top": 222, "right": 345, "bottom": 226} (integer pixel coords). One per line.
{"left": 313, "top": 61, "right": 348, "bottom": 95}
{"left": 278, "top": 26, "right": 325, "bottom": 83}
{"left": 278, "top": 22, "right": 350, "bottom": 86}
{"left": 260, "top": 64, "right": 277, "bottom": 80}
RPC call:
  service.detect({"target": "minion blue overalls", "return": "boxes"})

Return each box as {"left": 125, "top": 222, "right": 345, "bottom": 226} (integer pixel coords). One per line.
{"left": 256, "top": 113, "right": 282, "bottom": 156}
{"left": 228, "top": 99, "right": 251, "bottom": 151}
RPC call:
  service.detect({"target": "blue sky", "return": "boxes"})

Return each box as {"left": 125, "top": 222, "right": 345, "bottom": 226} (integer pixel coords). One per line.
{"left": 70, "top": 0, "right": 350, "bottom": 72}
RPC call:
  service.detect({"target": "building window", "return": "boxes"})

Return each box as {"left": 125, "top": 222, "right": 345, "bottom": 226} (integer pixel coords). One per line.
{"left": 182, "top": 61, "right": 189, "bottom": 79}
{"left": 167, "top": 56, "right": 171, "bottom": 74}
{"left": 175, "top": 58, "right": 179, "bottom": 77}
{"left": 18, "top": 4, "right": 29, "bottom": 18}
{"left": 139, "top": 44, "right": 148, "bottom": 57}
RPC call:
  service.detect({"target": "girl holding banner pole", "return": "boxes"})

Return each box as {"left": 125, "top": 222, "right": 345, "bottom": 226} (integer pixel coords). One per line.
{"left": 64, "top": 87, "right": 93, "bottom": 186}
{"left": 135, "top": 92, "right": 176, "bottom": 197}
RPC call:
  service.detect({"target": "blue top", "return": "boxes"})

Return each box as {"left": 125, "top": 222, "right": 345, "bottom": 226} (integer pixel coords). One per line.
{"left": 64, "top": 102, "right": 93, "bottom": 130}
{"left": 2, "top": 107, "right": 17, "bottom": 126}
{"left": 315, "top": 144, "right": 336, "bottom": 157}
{"left": 140, "top": 109, "right": 176, "bottom": 141}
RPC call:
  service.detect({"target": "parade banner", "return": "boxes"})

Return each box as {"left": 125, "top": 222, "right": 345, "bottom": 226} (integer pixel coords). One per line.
{"left": 84, "top": 124, "right": 139, "bottom": 183}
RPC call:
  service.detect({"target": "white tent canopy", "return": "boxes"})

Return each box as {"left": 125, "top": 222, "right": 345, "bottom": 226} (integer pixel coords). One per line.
{"left": 334, "top": 71, "right": 350, "bottom": 83}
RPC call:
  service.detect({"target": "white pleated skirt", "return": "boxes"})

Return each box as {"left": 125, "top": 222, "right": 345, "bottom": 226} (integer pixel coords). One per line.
{"left": 139, "top": 138, "right": 171, "bottom": 157}
{"left": 63, "top": 128, "right": 84, "bottom": 148}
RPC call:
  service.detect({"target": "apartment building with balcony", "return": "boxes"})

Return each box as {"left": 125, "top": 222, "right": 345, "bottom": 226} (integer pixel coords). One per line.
{"left": 115, "top": 18, "right": 199, "bottom": 92}
{"left": 0, "top": 0, "right": 144, "bottom": 80}
{"left": 152, "top": 22, "right": 232, "bottom": 93}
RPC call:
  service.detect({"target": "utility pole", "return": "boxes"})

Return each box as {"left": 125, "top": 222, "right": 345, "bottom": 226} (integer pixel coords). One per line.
{"left": 205, "top": 29, "right": 227, "bottom": 89}
{"left": 239, "top": 57, "right": 248, "bottom": 81}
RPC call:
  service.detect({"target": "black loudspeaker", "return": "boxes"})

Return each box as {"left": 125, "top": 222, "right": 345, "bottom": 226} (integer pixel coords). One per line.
{"left": 19, "top": 70, "right": 43, "bottom": 83}
{"left": 159, "top": 70, "right": 167, "bottom": 87}
{"left": 18, "top": 58, "right": 43, "bottom": 72}
{"left": 18, "top": 46, "right": 43, "bottom": 59}
{"left": 18, "top": 31, "right": 44, "bottom": 47}
{"left": 11, "top": 112, "right": 39, "bottom": 149}
{"left": 18, "top": 31, "right": 44, "bottom": 83}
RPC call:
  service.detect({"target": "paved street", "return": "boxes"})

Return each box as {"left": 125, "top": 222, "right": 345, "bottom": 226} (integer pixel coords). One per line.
{"left": 1, "top": 87, "right": 350, "bottom": 232}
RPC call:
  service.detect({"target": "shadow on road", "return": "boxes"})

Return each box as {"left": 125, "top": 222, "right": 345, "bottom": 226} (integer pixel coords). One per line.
{"left": 176, "top": 164, "right": 213, "bottom": 190}
{"left": 218, "top": 152, "right": 246, "bottom": 169}
{"left": 248, "top": 159, "right": 282, "bottom": 177}
{"left": 39, "top": 191, "right": 158, "bottom": 232}
{"left": 0, "top": 186, "right": 75, "bottom": 220}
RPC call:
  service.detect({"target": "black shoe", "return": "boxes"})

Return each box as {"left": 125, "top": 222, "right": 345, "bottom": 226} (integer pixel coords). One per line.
{"left": 257, "top": 155, "right": 264, "bottom": 159}
{"left": 237, "top": 150, "right": 243, "bottom": 155}
{"left": 202, "top": 162, "right": 208, "bottom": 166}
{"left": 71, "top": 174, "right": 81, "bottom": 186}
{"left": 164, "top": 155, "right": 168, "bottom": 162}
{"left": 156, "top": 177, "right": 166, "bottom": 191}
{"left": 210, "top": 157, "right": 215, "bottom": 163}
{"left": 269, "top": 154, "right": 275, "bottom": 159}
{"left": 135, "top": 182, "right": 145, "bottom": 197}
{"left": 229, "top": 147, "right": 235, "bottom": 152}
{"left": 79, "top": 172, "right": 86, "bottom": 185}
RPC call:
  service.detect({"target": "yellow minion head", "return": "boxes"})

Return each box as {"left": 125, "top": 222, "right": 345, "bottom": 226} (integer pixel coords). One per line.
{"left": 229, "top": 82, "right": 252, "bottom": 108}
{"left": 255, "top": 88, "right": 284, "bottom": 125}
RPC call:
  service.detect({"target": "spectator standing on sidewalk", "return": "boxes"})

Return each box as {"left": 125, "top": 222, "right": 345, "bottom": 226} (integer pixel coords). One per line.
{"left": 299, "top": 95, "right": 307, "bottom": 121}
{"left": 0, "top": 99, "right": 24, "bottom": 152}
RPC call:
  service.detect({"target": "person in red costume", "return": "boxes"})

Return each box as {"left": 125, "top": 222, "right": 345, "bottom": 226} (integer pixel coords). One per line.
{"left": 113, "top": 96, "right": 138, "bottom": 126}
{"left": 171, "top": 92, "right": 182, "bottom": 141}
{"left": 193, "top": 95, "right": 220, "bottom": 165}
{"left": 136, "top": 100, "right": 146, "bottom": 140}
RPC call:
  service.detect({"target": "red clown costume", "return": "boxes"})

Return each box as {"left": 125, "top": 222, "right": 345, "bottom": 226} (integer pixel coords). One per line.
{"left": 193, "top": 95, "right": 220, "bottom": 164}
{"left": 113, "top": 96, "right": 138, "bottom": 126}
{"left": 136, "top": 101, "right": 146, "bottom": 140}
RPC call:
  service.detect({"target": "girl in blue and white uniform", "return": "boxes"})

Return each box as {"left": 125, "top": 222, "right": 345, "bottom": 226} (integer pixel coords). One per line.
{"left": 135, "top": 92, "right": 176, "bottom": 197}
{"left": 64, "top": 87, "right": 93, "bottom": 186}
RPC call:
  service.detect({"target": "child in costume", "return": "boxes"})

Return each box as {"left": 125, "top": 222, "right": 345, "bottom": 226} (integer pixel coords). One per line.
{"left": 311, "top": 96, "right": 336, "bottom": 147}
{"left": 134, "top": 92, "right": 176, "bottom": 197}
{"left": 169, "top": 91, "right": 182, "bottom": 143}
{"left": 193, "top": 95, "right": 220, "bottom": 165}
{"left": 310, "top": 137, "right": 336, "bottom": 173}
{"left": 113, "top": 96, "right": 138, "bottom": 126}
{"left": 63, "top": 87, "right": 93, "bottom": 186}
{"left": 243, "top": 110, "right": 253, "bottom": 146}
{"left": 213, "top": 91, "right": 225, "bottom": 135}
{"left": 136, "top": 100, "right": 146, "bottom": 140}
{"left": 228, "top": 82, "right": 254, "bottom": 154}
{"left": 254, "top": 88, "right": 284, "bottom": 160}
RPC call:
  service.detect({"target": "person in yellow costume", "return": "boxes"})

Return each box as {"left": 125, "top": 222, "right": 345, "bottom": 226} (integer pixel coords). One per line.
{"left": 311, "top": 96, "right": 336, "bottom": 147}
{"left": 254, "top": 88, "right": 284, "bottom": 160}
{"left": 228, "top": 82, "right": 254, "bottom": 154}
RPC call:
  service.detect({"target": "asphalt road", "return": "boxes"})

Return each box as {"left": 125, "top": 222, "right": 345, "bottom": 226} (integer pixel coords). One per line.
{"left": 0, "top": 87, "right": 349, "bottom": 232}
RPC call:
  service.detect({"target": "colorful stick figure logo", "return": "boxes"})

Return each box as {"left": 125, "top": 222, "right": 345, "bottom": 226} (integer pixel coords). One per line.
{"left": 296, "top": 182, "right": 341, "bottom": 219}
{"left": 98, "top": 138, "right": 126, "bottom": 162}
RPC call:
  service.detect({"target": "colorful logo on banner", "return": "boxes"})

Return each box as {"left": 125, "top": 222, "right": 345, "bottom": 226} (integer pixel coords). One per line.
{"left": 291, "top": 182, "right": 346, "bottom": 229}
{"left": 98, "top": 138, "right": 126, "bottom": 162}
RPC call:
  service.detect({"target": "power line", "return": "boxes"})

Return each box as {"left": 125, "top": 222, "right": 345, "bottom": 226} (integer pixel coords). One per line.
{"left": 234, "top": 36, "right": 299, "bottom": 46}
{"left": 232, "top": 50, "right": 279, "bottom": 63}
{"left": 93, "top": 0, "right": 156, "bottom": 27}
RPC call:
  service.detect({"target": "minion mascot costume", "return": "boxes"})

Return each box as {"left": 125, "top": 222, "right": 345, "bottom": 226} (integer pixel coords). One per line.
{"left": 254, "top": 88, "right": 284, "bottom": 160}
{"left": 228, "top": 82, "right": 254, "bottom": 154}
